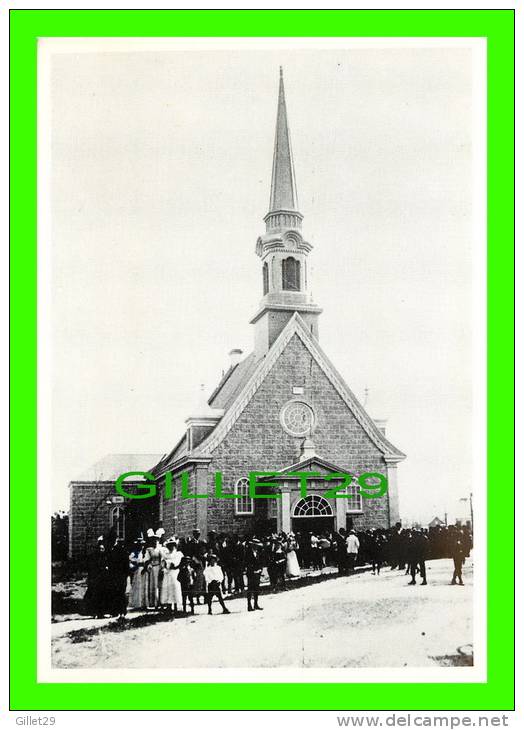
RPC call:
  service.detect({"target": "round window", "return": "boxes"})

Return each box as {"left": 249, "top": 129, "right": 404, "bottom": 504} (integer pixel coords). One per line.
{"left": 280, "top": 400, "right": 315, "bottom": 437}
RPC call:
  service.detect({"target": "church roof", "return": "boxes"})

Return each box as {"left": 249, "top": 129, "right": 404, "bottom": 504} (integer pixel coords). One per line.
{"left": 152, "top": 314, "right": 405, "bottom": 479}
{"left": 152, "top": 355, "right": 258, "bottom": 476}
{"left": 167, "top": 435, "right": 188, "bottom": 462}
{"left": 72, "top": 453, "right": 162, "bottom": 482}
{"left": 194, "top": 314, "right": 405, "bottom": 461}
{"left": 208, "top": 352, "right": 258, "bottom": 410}
{"left": 268, "top": 67, "right": 299, "bottom": 214}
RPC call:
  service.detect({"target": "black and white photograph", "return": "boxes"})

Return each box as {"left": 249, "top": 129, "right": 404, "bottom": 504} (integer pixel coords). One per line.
{"left": 40, "top": 38, "right": 486, "bottom": 681}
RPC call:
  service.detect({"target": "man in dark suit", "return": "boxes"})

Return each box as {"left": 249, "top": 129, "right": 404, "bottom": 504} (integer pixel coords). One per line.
{"left": 244, "top": 538, "right": 265, "bottom": 611}
{"left": 334, "top": 528, "right": 347, "bottom": 575}
{"left": 227, "top": 534, "right": 245, "bottom": 594}
{"left": 107, "top": 538, "right": 130, "bottom": 619}
{"left": 408, "top": 529, "right": 428, "bottom": 585}
{"left": 185, "top": 529, "right": 207, "bottom": 561}
{"left": 84, "top": 538, "right": 110, "bottom": 618}
{"left": 450, "top": 529, "right": 466, "bottom": 585}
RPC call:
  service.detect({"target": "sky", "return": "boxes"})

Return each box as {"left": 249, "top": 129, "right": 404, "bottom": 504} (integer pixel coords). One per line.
{"left": 46, "top": 41, "right": 476, "bottom": 524}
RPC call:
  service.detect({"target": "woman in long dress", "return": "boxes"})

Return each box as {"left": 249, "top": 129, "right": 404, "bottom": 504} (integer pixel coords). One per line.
{"left": 84, "top": 540, "right": 110, "bottom": 617}
{"left": 160, "top": 537, "right": 184, "bottom": 612}
{"left": 128, "top": 541, "right": 148, "bottom": 610}
{"left": 107, "top": 539, "right": 130, "bottom": 618}
{"left": 285, "top": 533, "right": 301, "bottom": 577}
{"left": 145, "top": 533, "right": 163, "bottom": 609}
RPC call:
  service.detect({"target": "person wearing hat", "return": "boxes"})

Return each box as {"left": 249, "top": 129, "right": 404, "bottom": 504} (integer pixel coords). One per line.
{"left": 408, "top": 528, "right": 428, "bottom": 586}
{"left": 449, "top": 527, "right": 466, "bottom": 586}
{"left": 185, "top": 529, "right": 207, "bottom": 561}
{"left": 285, "top": 532, "right": 301, "bottom": 578}
{"left": 222, "top": 534, "right": 245, "bottom": 594}
{"left": 345, "top": 529, "right": 360, "bottom": 573}
{"left": 191, "top": 553, "right": 206, "bottom": 606}
{"left": 334, "top": 528, "right": 347, "bottom": 574}
{"left": 177, "top": 556, "right": 196, "bottom": 614}
{"left": 107, "top": 538, "right": 130, "bottom": 619}
{"left": 268, "top": 538, "right": 286, "bottom": 591}
{"left": 129, "top": 537, "right": 148, "bottom": 610}
{"left": 203, "top": 553, "right": 230, "bottom": 615}
{"left": 310, "top": 532, "right": 323, "bottom": 571}
{"left": 84, "top": 538, "right": 110, "bottom": 618}
{"left": 160, "top": 536, "right": 184, "bottom": 612}
{"left": 231, "top": 534, "right": 246, "bottom": 594}
{"left": 244, "top": 538, "right": 265, "bottom": 611}
{"left": 145, "top": 531, "right": 163, "bottom": 609}
{"left": 206, "top": 530, "right": 219, "bottom": 564}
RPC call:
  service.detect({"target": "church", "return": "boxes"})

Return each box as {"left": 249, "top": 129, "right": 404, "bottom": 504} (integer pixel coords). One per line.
{"left": 69, "top": 69, "right": 405, "bottom": 559}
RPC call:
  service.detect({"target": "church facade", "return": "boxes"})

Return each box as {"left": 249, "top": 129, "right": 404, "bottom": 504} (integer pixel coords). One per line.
{"left": 69, "top": 70, "right": 405, "bottom": 558}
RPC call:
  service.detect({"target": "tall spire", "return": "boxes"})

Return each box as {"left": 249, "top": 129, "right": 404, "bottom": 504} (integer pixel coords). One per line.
{"left": 252, "top": 68, "right": 321, "bottom": 360}
{"left": 268, "top": 67, "right": 299, "bottom": 214}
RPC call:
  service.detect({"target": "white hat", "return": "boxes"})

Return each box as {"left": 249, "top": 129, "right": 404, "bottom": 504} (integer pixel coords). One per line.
{"left": 146, "top": 528, "right": 155, "bottom": 538}
{"left": 155, "top": 527, "right": 165, "bottom": 538}
{"left": 97, "top": 535, "right": 104, "bottom": 542}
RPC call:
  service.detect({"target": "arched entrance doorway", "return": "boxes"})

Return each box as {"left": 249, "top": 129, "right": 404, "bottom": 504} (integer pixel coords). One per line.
{"left": 291, "top": 494, "right": 334, "bottom": 535}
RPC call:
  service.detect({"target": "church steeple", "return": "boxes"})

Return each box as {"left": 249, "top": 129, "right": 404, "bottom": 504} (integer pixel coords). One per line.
{"left": 251, "top": 68, "right": 322, "bottom": 360}
{"left": 267, "top": 67, "right": 300, "bottom": 220}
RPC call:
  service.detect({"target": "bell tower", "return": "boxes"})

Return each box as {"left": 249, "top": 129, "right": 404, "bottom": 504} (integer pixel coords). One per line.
{"left": 251, "top": 68, "right": 322, "bottom": 360}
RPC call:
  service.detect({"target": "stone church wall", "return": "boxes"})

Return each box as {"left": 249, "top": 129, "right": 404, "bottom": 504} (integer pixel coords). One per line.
{"left": 69, "top": 335, "right": 395, "bottom": 552}
{"left": 160, "top": 471, "right": 197, "bottom": 538}
{"left": 206, "top": 333, "right": 390, "bottom": 535}
{"left": 69, "top": 480, "right": 160, "bottom": 559}
{"left": 69, "top": 482, "right": 115, "bottom": 559}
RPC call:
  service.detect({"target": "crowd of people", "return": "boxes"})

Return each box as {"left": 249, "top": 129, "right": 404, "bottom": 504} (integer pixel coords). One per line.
{"left": 83, "top": 522, "right": 473, "bottom": 620}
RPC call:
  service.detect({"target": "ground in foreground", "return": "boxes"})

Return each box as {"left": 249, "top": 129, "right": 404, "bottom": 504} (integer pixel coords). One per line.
{"left": 52, "top": 558, "right": 473, "bottom": 669}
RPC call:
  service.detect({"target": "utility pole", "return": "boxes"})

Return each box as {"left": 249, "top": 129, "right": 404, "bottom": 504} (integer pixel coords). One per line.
{"left": 459, "top": 495, "right": 473, "bottom": 529}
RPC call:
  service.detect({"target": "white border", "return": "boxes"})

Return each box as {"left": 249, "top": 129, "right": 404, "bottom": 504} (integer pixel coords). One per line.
{"left": 515, "top": 7, "right": 523, "bottom": 719}
{"left": 37, "top": 35, "right": 487, "bottom": 685}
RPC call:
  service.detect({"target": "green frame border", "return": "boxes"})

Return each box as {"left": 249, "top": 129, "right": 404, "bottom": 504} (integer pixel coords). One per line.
{"left": 10, "top": 9, "right": 514, "bottom": 711}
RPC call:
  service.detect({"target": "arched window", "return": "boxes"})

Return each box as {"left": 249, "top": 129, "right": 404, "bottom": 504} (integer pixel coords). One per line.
{"left": 282, "top": 256, "right": 300, "bottom": 291}
{"left": 262, "top": 262, "right": 269, "bottom": 295}
{"left": 234, "top": 477, "right": 254, "bottom": 515}
{"left": 346, "top": 483, "right": 363, "bottom": 513}
{"left": 110, "top": 505, "right": 125, "bottom": 540}
{"left": 293, "top": 495, "right": 333, "bottom": 517}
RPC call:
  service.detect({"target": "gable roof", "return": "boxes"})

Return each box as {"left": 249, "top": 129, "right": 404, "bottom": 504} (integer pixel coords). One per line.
{"left": 152, "top": 313, "right": 405, "bottom": 478}
{"left": 153, "top": 434, "right": 188, "bottom": 475}
{"left": 152, "top": 355, "right": 258, "bottom": 476}
{"left": 428, "top": 516, "right": 446, "bottom": 526}
{"left": 195, "top": 313, "right": 405, "bottom": 460}
{"left": 272, "top": 455, "right": 353, "bottom": 478}
{"left": 208, "top": 352, "right": 258, "bottom": 410}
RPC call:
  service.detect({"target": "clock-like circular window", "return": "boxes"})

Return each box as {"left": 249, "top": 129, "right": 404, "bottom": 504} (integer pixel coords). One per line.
{"left": 280, "top": 400, "right": 315, "bottom": 437}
